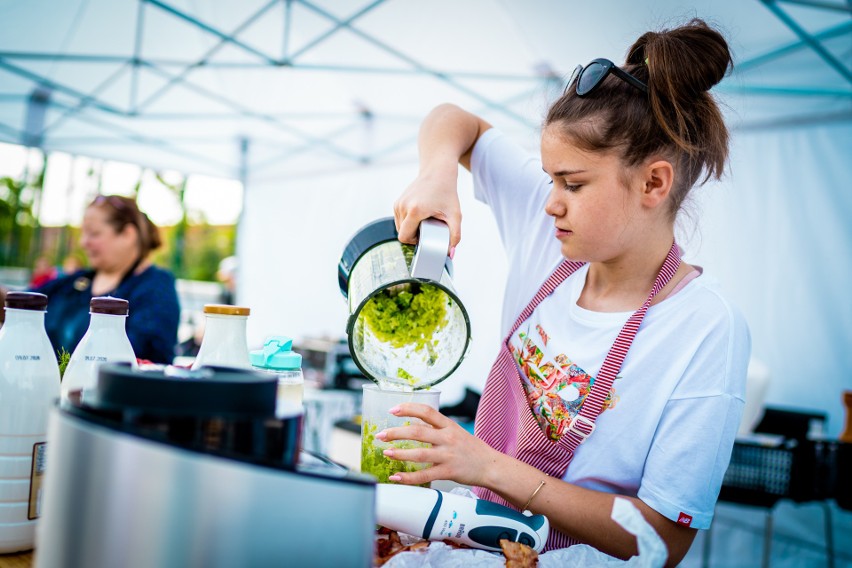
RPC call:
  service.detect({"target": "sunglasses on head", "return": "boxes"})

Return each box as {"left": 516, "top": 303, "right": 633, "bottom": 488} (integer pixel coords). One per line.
{"left": 93, "top": 195, "right": 139, "bottom": 228}
{"left": 565, "top": 58, "right": 648, "bottom": 97}
{"left": 94, "top": 194, "right": 130, "bottom": 210}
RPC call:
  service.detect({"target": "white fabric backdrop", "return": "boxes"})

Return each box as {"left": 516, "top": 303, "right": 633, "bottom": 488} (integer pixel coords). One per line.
{"left": 688, "top": 121, "right": 852, "bottom": 437}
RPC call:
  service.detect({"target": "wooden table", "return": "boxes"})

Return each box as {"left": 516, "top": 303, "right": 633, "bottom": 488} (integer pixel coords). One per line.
{"left": 0, "top": 551, "right": 33, "bottom": 568}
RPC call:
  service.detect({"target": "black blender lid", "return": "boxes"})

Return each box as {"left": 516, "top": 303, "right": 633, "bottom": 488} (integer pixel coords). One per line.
{"left": 94, "top": 363, "right": 277, "bottom": 416}
{"left": 338, "top": 217, "right": 398, "bottom": 299}
{"left": 337, "top": 217, "right": 455, "bottom": 299}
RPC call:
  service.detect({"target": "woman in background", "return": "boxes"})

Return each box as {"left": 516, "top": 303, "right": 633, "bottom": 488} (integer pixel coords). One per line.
{"left": 34, "top": 195, "right": 180, "bottom": 364}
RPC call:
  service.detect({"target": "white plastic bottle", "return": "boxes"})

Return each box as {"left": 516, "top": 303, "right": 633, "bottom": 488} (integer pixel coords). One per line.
{"left": 61, "top": 297, "right": 137, "bottom": 401}
{"left": 191, "top": 304, "right": 251, "bottom": 370}
{"left": 0, "top": 291, "right": 61, "bottom": 553}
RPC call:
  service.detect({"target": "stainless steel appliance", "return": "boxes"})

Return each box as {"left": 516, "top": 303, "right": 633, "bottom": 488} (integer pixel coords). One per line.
{"left": 36, "top": 364, "right": 376, "bottom": 568}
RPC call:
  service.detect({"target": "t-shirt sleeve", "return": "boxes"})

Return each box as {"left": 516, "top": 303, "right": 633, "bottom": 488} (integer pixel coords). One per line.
{"left": 470, "top": 128, "right": 557, "bottom": 274}
{"left": 637, "top": 393, "right": 744, "bottom": 529}
{"left": 637, "top": 300, "right": 750, "bottom": 529}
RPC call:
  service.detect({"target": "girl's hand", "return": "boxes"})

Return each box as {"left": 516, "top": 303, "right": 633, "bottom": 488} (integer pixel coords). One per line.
{"left": 393, "top": 170, "right": 462, "bottom": 253}
{"left": 375, "top": 402, "right": 499, "bottom": 487}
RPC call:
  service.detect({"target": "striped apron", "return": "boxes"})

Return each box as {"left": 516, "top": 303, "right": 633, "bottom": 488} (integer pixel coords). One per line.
{"left": 473, "top": 242, "right": 681, "bottom": 551}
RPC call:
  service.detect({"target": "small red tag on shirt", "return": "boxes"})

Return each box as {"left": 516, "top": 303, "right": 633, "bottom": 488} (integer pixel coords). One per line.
{"left": 677, "top": 512, "right": 693, "bottom": 526}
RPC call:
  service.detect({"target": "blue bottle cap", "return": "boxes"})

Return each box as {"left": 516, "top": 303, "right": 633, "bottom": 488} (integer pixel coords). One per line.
{"left": 249, "top": 336, "right": 302, "bottom": 370}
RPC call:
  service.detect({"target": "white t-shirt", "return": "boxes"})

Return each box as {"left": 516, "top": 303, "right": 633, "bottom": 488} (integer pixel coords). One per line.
{"left": 470, "top": 128, "right": 750, "bottom": 530}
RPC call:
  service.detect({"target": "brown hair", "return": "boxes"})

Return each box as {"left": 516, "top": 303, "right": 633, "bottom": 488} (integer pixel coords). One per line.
{"left": 88, "top": 195, "right": 162, "bottom": 259}
{"left": 545, "top": 18, "right": 732, "bottom": 216}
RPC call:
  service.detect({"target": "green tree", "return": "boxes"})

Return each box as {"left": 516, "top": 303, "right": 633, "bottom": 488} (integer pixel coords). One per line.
{"left": 0, "top": 171, "right": 39, "bottom": 267}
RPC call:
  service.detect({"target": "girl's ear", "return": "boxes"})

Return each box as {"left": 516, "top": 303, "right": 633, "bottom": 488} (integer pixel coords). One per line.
{"left": 641, "top": 160, "right": 674, "bottom": 209}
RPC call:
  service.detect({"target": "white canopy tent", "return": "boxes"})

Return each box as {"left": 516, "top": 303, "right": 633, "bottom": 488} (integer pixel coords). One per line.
{"left": 1, "top": 1, "right": 851, "bottom": 564}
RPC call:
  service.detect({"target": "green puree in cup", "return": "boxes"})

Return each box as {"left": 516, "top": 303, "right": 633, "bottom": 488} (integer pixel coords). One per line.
{"left": 361, "top": 421, "right": 430, "bottom": 487}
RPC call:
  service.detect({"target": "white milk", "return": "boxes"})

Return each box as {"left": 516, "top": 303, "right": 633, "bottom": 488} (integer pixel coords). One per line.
{"left": 0, "top": 294, "right": 61, "bottom": 553}
{"left": 62, "top": 297, "right": 137, "bottom": 400}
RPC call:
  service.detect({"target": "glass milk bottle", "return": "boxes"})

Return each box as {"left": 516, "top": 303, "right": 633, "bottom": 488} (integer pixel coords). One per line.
{"left": 191, "top": 304, "right": 251, "bottom": 370}
{"left": 249, "top": 336, "right": 304, "bottom": 412}
{"left": 62, "top": 297, "right": 137, "bottom": 401}
{"left": 0, "top": 292, "right": 61, "bottom": 553}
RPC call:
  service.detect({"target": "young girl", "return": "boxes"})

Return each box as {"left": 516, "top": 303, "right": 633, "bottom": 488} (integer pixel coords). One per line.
{"left": 383, "top": 19, "right": 750, "bottom": 565}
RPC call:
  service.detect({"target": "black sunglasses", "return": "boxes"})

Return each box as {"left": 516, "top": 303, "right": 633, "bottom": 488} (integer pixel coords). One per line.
{"left": 94, "top": 194, "right": 131, "bottom": 211}
{"left": 93, "top": 194, "right": 140, "bottom": 228}
{"left": 565, "top": 58, "right": 648, "bottom": 97}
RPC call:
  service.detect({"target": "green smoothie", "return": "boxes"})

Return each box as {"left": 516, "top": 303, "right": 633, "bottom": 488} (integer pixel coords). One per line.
{"left": 360, "top": 420, "right": 430, "bottom": 487}
{"left": 360, "top": 282, "right": 450, "bottom": 353}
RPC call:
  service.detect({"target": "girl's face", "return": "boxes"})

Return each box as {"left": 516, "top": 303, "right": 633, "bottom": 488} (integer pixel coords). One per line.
{"left": 80, "top": 206, "right": 139, "bottom": 271}
{"left": 541, "top": 125, "right": 645, "bottom": 263}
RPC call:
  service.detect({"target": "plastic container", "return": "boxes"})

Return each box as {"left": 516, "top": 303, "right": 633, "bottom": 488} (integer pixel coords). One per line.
{"left": 360, "top": 384, "right": 439, "bottom": 487}
{"left": 338, "top": 217, "right": 471, "bottom": 391}
{"left": 249, "top": 336, "right": 304, "bottom": 412}
{"left": 191, "top": 304, "right": 251, "bottom": 370}
{"left": 62, "top": 297, "right": 137, "bottom": 401}
{"left": 0, "top": 292, "right": 61, "bottom": 553}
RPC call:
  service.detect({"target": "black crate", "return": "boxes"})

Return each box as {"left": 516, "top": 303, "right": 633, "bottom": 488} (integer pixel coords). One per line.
{"left": 720, "top": 436, "right": 844, "bottom": 508}
{"left": 836, "top": 442, "right": 852, "bottom": 511}
{"left": 720, "top": 437, "right": 797, "bottom": 507}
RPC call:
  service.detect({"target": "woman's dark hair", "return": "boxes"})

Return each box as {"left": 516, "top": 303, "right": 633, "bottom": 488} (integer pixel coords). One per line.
{"left": 88, "top": 194, "right": 162, "bottom": 259}
{"left": 545, "top": 18, "right": 733, "bottom": 216}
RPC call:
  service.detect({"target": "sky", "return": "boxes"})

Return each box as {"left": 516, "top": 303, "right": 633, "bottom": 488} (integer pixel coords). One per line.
{"left": 0, "top": 141, "right": 243, "bottom": 227}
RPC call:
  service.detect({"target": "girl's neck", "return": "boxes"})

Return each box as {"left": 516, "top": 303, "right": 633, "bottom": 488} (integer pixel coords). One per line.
{"left": 579, "top": 233, "right": 686, "bottom": 312}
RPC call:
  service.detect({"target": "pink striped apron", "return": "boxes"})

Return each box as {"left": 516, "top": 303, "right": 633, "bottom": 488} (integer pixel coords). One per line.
{"left": 473, "top": 243, "right": 681, "bottom": 551}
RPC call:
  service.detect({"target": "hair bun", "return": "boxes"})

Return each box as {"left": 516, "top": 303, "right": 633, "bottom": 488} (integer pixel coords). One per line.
{"left": 627, "top": 18, "right": 732, "bottom": 96}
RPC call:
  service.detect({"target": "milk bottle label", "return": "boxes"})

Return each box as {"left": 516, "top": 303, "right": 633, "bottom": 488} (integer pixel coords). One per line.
{"left": 28, "top": 442, "right": 46, "bottom": 520}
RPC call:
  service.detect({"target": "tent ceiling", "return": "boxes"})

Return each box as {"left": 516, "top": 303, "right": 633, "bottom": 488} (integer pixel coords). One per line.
{"left": 0, "top": 0, "right": 850, "bottom": 179}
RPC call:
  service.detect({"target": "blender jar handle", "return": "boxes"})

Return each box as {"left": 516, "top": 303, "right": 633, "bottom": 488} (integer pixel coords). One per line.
{"left": 411, "top": 218, "right": 450, "bottom": 282}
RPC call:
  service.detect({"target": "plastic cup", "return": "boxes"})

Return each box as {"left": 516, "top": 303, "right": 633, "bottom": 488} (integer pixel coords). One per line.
{"left": 360, "top": 384, "right": 440, "bottom": 487}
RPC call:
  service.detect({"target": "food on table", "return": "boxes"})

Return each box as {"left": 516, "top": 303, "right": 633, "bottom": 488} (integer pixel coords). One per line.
{"left": 374, "top": 528, "right": 429, "bottom": 566}
{"left": 500, "top": 538, "right": 539, "bottom": 567}
{"left": 373, "top": 528, "right": 540, "bottom": 567}
{"left": 374, "top": 528, "right": 472, "bottom": 567}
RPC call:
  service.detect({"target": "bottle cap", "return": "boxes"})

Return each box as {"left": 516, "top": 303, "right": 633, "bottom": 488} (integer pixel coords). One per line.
{"left": 4, "top": 291, "right": 48, "bottom": 311}
{"left": 249, "top": 336, "right": 302, "bottom": 370}
{"left": 204, "top": 304, "right": 250, "bottom": 316}
{"left": 91, "top": 296, "right": 130, "bottom": 315}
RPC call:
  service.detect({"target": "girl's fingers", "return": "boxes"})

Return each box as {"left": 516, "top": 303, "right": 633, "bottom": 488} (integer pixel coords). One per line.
{"left": 377, "top": 422, "right": 441, "bottom": 445}
{"left": 396, "top": 214, "right": 421, "bottom": 245}
{"left": 390, "top": 403, "right": 455, "bottom": 429}
{"left": 382, "top": 445, "right": 431, "bottom": 464}
{"left": 388, "top": 463, "right": 451, "bottom": 486}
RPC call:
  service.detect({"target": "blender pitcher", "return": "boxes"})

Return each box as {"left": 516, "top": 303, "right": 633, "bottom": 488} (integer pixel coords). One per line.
{"left": 338, "top": 217, "right": 471, "bottom": 390}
